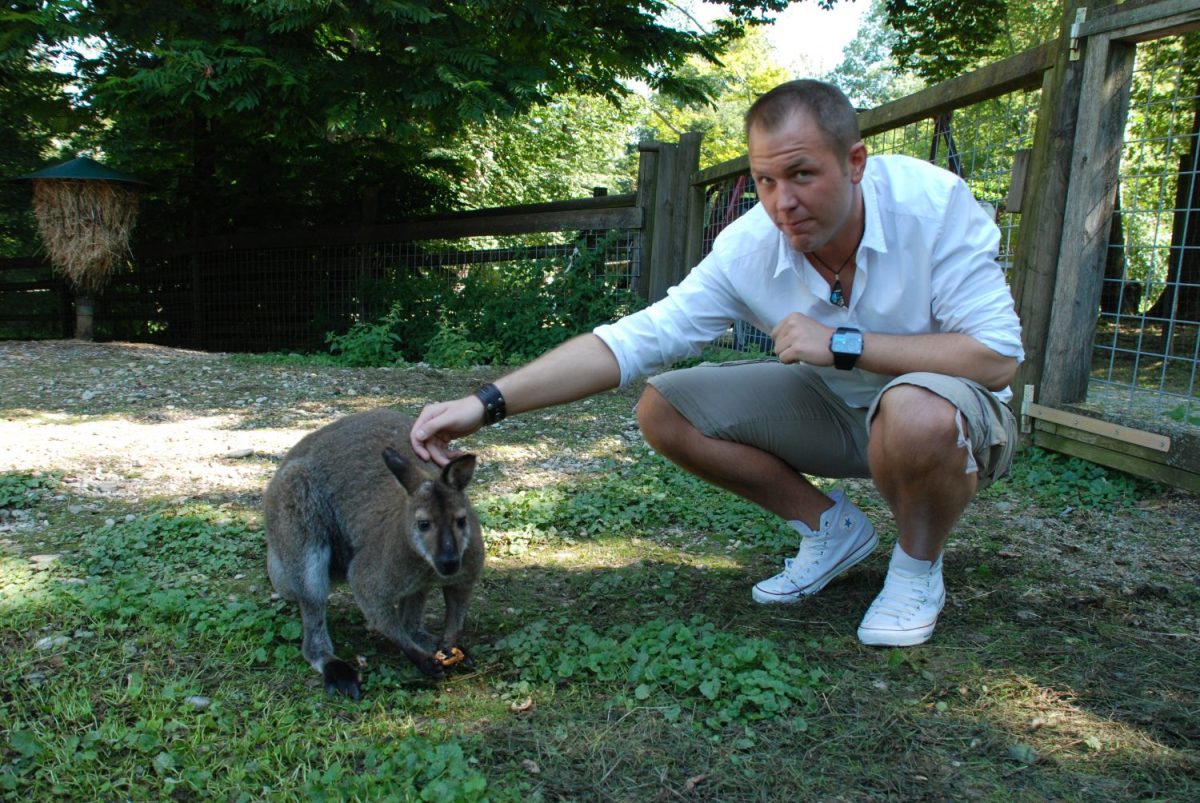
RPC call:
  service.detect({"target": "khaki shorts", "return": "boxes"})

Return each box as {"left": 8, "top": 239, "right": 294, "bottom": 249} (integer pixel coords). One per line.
{"left": 646, "top": 360, "right": 1016, "bottom": 490}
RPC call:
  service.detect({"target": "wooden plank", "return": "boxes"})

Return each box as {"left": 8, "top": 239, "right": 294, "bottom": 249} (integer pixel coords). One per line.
{"left": 858, "top": 42, "right": 1057, "bottom": 138}
{"left": 692, "top": 155, "right": 749, "bottom": 188}
{"left": 1039, "top": 31, "right": 1136, "bottom": 405}
{"left": 634, "top": 142, "right": 659, "bottom": 300}
{"left": 0, "top": 280, "right": 61, "bottom": 292}
{"left": 1035, "top": 419, "right": 1191, "bottom": 467}
{"left": 1078, "top": 0, "right": 1200, "bottom": 40}
{"left": 1027, "top": 402, "right": 1171, "bottom": 450}
{"left": 0, "top": 258, "right": 51, "bottom": 273}
{"left": 648, "top": 141, "right": 679, "bottom": 302}
{"left": 136, "top": 195, "right": 642, "bottom": 258}
{"left": 676, "top": 132, "right": 704, "bottom": 289}
{"left": 1005, "top": 149, "right": 1032, "bottom": 213}
{"left": 1032, "top": 429, "right": 1200, "bottom": 493}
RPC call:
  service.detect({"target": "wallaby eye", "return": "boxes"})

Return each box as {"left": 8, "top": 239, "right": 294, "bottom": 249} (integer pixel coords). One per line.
{"left": 415, "top": 519, "right": 433, "bottom": 533}
{"left": 456, "top": 516, "right": 468, "bottom": 530}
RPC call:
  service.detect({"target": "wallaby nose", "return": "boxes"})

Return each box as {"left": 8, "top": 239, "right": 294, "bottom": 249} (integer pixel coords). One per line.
{"left": 436, "top": 556, "right": 461, "bottom": 576}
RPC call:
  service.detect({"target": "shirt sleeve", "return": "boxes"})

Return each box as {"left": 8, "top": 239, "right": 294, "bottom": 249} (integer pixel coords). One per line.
{"left": 593, "top": 251, "right": 748, "bottom": 386}
{"left": 929, "top": 179, "right": 1026, "bottom": 362}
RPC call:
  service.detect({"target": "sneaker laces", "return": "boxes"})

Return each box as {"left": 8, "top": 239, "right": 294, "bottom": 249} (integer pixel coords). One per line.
{"left": 865, "top": 572, "right": 937, "bottom": 621}
{"left": 780, "top": 536, "right": 833, "bottom": 584}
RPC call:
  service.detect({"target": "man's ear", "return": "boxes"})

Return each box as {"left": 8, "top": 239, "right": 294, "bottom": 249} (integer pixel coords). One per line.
{"left": 848, "top": 141, "right": 868, "bottom": 184}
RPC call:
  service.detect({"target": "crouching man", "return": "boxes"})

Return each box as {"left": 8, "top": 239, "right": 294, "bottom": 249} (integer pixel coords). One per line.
{"left": 410, "top": 79, "right": 1024, "bottom": 647}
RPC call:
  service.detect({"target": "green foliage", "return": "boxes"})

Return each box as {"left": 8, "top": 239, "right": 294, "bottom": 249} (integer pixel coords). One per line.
{"left": 0, "top": 503, "right": 496, "bottom": 800}
{"left": 422, "top": 318, "right": 493, "bottom": 368}
{"left": 884, "top": 0, "right": 1059, "bottom": 83}
{"left": 328, "top": 233, "right": 646, "bottom": 367}
{"left": 4, "top": 0, "right": 780, "bottom": 241}
{"left": 885, "top": 0, "right": 1009, "bottom": 83}
{"left": 495, "top": 615, "right": 823, "bottom": 732}
{"left": 325, "top": 307, "right": 407, "bottom": 368}
{"left": 1165, "top": 403, "right": 1200, "bottom": 427}
{"left": 639, "top": 27, "right": 791, "bottom": 167}
{"left": 824, "top": 0, "right": 925, "bottom": 108}
{"left": 479, "top": 447, "right": 790, "bottom": 550}
{"left": 429, "top": 92, "right": 645, "bottom": 209}
{"left": 0, "top": 471, "right": 61, "bottom": 509}
{"left": 995, "top": 447, "right": 1160, "bottom": 510}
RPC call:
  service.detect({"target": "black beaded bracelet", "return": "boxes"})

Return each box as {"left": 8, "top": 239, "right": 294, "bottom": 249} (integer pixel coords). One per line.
{"left": 473, "top": 382, "right": 507, "bottom": 425}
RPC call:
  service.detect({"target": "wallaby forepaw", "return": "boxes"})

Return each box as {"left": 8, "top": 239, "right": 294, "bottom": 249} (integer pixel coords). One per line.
{"left": 413, "top": 653, "right": 449, "bottom": 678}
{"left": 435, "top": 646, "right": 471, "bottom": 671}
{"left": 323, "top": 660, "right": 363, "bottom": 700}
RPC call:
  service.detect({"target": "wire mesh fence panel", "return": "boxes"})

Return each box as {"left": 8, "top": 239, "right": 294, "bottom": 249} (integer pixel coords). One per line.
{"left": 864, "top": 90, "right": 1042, "bottom": 280}
{"left": 1089, "top": 33, "right": 1200, "bottom": 435}
{"left": 94, "top": 228, "right": 642, "bottom": 353}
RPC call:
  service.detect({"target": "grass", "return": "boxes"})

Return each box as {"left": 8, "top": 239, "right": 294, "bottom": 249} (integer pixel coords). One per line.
{"left": 1, "top": 361, "right": 1198, "bottom": 800}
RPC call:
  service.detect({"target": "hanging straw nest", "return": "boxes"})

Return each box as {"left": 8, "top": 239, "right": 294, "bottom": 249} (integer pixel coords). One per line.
{"left": 31, "top": 179, "right": 140, "bottom": 295}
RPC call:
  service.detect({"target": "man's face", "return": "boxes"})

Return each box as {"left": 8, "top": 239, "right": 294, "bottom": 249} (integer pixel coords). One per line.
{"left": 748, "top": 110, "right": 866, "bottom": 254}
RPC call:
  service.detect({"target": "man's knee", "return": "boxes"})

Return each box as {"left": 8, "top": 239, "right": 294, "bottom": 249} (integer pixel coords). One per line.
{"left": 870, "top": 384, "right": 961, "bottom": 461}
{"left": 636, "top": 385, "right": 695, "bottom": 455}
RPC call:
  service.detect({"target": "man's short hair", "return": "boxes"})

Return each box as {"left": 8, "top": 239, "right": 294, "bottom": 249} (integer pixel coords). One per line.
{"left": 744, "top": 80, "right": 861, "bottom": 158}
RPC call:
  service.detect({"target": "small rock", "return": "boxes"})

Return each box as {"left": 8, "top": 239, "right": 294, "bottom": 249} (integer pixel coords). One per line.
{"left": 35, "top": 635, "right": 70, "bottom": 650}
{"left": 521, "top": 759, "right": 541, "bottom": 775}
{"left": 29, "top": 554, "right": 60, "bottom": 568}
{"left": 185, "top": 696, "right": 212, "bottom": 710}
{"left": 223, "top": 448, "right": 254, "bottom": 459}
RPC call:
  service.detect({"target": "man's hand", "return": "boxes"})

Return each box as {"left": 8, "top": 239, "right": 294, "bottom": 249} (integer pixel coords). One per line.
{"left": 771, "top": 312, "right": 834, "bottom": 366}
{"left": 410, "top": 396, "right": 486, "bottom": 466}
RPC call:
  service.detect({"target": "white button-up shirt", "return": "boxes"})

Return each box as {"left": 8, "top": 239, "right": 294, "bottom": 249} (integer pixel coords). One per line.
{"left": 594, "top": 154, "right": 1025, "bottom": 406}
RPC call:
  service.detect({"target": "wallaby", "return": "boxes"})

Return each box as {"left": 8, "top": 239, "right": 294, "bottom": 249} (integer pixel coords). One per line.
{"left": 264, "top": 408, "right": 483, "bottom": 699}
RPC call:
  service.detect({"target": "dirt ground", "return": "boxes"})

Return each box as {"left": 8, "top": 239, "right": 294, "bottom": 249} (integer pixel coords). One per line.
{"left": 3, "top": 339, "right": 1197, "bottom": 596}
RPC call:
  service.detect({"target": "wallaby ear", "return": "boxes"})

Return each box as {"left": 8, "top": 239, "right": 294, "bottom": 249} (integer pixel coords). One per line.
{"left": 382, "top": 447, "right": 428, "bottom": 494}
{"left": 442, "top": 454, "right": 476, "bottom": 491}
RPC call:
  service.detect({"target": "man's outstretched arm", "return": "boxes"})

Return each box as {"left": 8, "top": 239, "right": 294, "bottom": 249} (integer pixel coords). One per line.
{"left": 410, "top": 334, "right": 622, "bottom": 465}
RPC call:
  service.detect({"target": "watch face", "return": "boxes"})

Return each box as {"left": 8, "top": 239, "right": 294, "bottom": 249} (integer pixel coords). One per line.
{"left": 832, "top": 330, "right": 863, "bottom": 355}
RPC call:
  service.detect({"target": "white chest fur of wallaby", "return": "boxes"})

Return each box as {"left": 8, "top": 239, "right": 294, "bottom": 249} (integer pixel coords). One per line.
{"left": 264, "top": 408, "right": 483, "bottom": 699}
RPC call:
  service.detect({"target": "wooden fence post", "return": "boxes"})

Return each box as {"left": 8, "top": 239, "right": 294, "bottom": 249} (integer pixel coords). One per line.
{"left": 634, "top": 142, "right": 660, "bottom": 300}
{"left": 1040, "top": 28, "right": 1136, "bottom": 405}
{"left": 1009, "top": 0, "right": 1094, "bottom": 408}
{"left": 638, "top": 132, "right": 704, "bottom": 302}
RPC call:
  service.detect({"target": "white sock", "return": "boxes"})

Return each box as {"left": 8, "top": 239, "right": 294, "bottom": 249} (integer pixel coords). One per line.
{"left": 889, "top": 542, "right": 942, "bottom": 576}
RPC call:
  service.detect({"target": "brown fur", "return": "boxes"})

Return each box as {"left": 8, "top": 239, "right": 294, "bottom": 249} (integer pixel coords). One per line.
{"left": 264, "top": 408, "right": 483, "bottom": 698}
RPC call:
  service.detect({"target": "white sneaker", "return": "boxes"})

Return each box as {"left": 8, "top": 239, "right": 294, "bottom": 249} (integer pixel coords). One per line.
{"left": 751, "top": 491, "right": 878, "bottom": 604}
{"left": 857, "top": 557, "right": 946, "bottom": 647}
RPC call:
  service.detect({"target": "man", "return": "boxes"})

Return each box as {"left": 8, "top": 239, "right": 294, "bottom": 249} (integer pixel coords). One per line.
{"left": 410, "top": 79, "right": 1024, "bottom": 647}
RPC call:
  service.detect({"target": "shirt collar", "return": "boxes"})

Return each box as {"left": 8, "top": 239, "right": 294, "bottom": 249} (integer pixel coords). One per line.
{"left": 773, "top": 167, "right": 888, "bottom": 279}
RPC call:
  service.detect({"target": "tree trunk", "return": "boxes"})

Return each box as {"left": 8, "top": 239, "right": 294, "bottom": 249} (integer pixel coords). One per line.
{"left": 1100, "top": 190, "right": 1140, "bottom": 313}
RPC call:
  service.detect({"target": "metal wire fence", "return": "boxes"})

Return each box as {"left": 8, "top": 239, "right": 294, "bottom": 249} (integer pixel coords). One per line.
{"left": 1089, "top": 33, "right": 1200, "bottom": 433}
{"left": 97, "top": 229, "right": 641, "bottom": 353}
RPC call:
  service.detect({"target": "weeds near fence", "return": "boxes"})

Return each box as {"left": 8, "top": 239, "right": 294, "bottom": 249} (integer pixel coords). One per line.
{"left": 327, "top": 233, "right": 645, "bottom": 367}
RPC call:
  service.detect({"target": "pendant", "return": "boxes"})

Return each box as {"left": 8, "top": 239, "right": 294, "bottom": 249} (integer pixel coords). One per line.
{"left": 829, "top": 279, "right": 846, "bottom": 308}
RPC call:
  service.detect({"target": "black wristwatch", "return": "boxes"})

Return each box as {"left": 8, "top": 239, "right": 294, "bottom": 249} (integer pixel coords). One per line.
{"left": 830, "top": 326, "right": 864, "bottom": 371}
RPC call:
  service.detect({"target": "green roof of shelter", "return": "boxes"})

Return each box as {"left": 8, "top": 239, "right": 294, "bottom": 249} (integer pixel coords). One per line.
{"left": 16, "top": 156, "right": 149, "bottom": 186}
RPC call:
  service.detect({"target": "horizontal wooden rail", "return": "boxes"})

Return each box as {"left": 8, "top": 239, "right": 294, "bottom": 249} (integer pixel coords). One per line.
{"left": 137, "top": 194, "right": 641, "bottom": 259}
{"left": 1078, "top": 0, "right": 1200, "bottom": 41}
